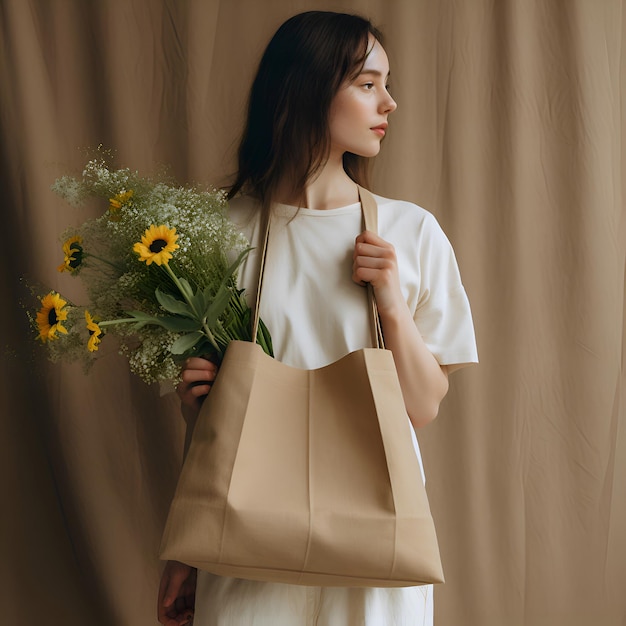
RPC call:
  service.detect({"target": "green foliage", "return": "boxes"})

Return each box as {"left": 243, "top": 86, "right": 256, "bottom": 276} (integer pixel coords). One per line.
{"left": 33, "top": 151, "right": 273, "bottom": 384}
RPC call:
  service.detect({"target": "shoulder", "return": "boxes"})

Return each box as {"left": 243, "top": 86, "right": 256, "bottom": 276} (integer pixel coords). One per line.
{"left": 227, "top": 194, "right": 259, "bottom": 219}
{"left": 372, "top": 193, "right": 438, "bottom": 223}
{"left": 226, "top": 194, "right": 261, "bottom": 235}
{"left": 370, "top": 192, "right": 450, "bottom": 246}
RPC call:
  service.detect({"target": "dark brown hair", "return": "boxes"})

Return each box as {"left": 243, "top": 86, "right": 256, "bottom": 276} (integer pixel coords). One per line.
{"left": 227, "top": 11, "right": 384, "bottom": 213}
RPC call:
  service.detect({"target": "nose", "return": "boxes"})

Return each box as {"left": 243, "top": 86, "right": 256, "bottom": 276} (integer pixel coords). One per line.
{"left": 381, "top": 92, "right": 397, "bottom": 114}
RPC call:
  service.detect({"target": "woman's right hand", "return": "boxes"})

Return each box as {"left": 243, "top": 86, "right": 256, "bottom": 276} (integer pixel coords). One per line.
{"left": 157, "top": 560, "right": 197, "bottom": 625}
{"left": 177, "top": 357, "right": 219, "bottom": 414}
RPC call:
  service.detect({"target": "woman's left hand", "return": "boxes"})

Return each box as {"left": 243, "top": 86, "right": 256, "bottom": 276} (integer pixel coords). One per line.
{"left": 352, "top": 230, "right": 405, "bottom": 318}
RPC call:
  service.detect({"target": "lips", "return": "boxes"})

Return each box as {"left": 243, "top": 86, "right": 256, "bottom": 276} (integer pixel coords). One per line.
{"left": 371, "top": 123, "right": 388, "bottom": 136}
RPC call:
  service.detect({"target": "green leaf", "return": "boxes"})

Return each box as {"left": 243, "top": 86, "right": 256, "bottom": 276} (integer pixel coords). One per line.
{"left": 156, "top": 288, "right": 196, "bottom": 318}
{"left": 157, "top": 317, "right": 202, "bottom": 332}
{"left": 258, "top": 318, "right": 274, "bottom": 357}
{"left": 125, "top": 310, "right": 201, "bottom": 332}
{"left": 200, "top": 249, "right": 250, "bottom": 326}
{"left": 125, "top": 310, "right": 162, "bottom": 329}
{"left": 205, "top": 282, "right": 232, "bottom": 326}
{"left": 225, "top": 247, "right": 252, "bottom": 281}
{"left": 177, "top": 277, "right": 195, "bottom": 299}
{"left": 177, "top": 337, "right": 222, "bottom": 364}
{"left": 171, "top": 331, "right": 205, "bottom": 354}
{"left": 189, "top": 288, "right": 207, "bottom": 317}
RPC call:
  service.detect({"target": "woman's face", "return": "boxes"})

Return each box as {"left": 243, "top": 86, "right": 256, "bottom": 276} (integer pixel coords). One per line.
{"left": 328, "top": 37, "right": 397, "bottom": 159}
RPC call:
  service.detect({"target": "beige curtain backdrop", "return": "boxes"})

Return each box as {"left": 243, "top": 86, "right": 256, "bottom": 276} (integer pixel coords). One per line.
{"left": 1, "top": 0, "right": 624, "bottom": 625}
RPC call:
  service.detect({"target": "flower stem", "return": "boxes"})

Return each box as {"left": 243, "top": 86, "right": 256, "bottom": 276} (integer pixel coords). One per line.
{"left": 85, "top": 253, "right": 126, "bottom": 273}
{"left": 161, "top": 263, "right": 221, "bottom": 353}
{"left": 98, "top": 318, "right": 141, "bottom": 327}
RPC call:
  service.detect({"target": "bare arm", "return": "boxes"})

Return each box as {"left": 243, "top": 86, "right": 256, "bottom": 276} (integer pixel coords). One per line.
{"left": 353, "top": 230, "right": 449, "bottom": 429}
{"left": 176, "top": 357, "right": 219, "bottom": 456}
{"left": 155, "top": 358, "right": 219, "bottom": 624}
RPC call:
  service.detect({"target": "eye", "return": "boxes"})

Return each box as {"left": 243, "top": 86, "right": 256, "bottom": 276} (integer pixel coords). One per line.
{"left": 385, "top": 83, "right": 392, "bottom": 93}
{"left": 362, "top": 82, "right": 374, "bottom": 90}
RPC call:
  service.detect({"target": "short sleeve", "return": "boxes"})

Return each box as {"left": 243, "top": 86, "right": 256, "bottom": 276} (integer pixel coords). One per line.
{"left": 414, "top": 213, "right": 479, "bottom": 372}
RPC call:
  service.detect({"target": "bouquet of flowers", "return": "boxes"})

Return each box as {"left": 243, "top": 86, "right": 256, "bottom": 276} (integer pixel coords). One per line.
{"left": 29, "top": 152, "right": 272, "bottom": 384}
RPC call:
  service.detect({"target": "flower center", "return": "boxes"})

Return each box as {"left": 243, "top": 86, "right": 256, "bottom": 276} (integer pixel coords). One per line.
{"left": 48, "top": 309, "right": 58, "bottom": 326}
{"left": 149, "top": 239, "right": 167, "bottom": 253}
{"left": 69, "top": 244, "right": 84, "bottom": 268}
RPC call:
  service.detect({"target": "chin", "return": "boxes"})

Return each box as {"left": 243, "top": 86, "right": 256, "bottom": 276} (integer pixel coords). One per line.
{"left": 353, "top": 145, "right": 382, "bottom": 158}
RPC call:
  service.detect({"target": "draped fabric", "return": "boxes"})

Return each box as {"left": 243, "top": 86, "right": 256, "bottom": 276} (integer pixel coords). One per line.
{"left": 1, "top": 1, "right": 624, "bottom": 625}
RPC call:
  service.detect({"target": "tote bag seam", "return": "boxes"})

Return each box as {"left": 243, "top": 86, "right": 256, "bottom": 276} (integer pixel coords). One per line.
{"left": 217, "top": 344, "right": 260, "bottom": 565}
{"left": 299, "top": 369, "right": 314, "bottom": 584}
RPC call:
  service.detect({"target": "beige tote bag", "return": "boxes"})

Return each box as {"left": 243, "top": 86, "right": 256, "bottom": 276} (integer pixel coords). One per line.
{"left": 159, "top": 187, "right": 444, "bottom": 587}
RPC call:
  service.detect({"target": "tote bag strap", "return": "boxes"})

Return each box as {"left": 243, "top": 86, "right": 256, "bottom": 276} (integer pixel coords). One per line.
{"left": 252, "top": 210, "right": 271, "bottom": 344}
{"left": 252, "top": 186, "right": 385, "bottom": 349}
{"left": 357, "top": 186, "right": 385, "bottom": 350}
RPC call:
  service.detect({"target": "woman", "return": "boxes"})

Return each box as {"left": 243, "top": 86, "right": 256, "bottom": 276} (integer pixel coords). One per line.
{"left": 158, "top": 10, "right": 478, "bottom": 626}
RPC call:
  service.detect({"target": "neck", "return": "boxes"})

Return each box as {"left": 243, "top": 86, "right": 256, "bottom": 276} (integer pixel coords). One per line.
{"left": 276, "top": 151, "right": 359, "bottom": 211}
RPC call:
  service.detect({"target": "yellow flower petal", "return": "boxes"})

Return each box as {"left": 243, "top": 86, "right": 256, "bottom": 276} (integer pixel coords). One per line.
{"left": 36, "top": 292, "right": 69, "bottom": 342}
{"left": 133, "top": 224, "right": 179, "bottom": 266}
{"left": 85, "top": 310, "right": 103, "bottom": 352}
{"left": 109, "top": 189, "right": 134, "bottom": 221}
{"left": 58, "top": 236, "right": 84, "bottom": 273}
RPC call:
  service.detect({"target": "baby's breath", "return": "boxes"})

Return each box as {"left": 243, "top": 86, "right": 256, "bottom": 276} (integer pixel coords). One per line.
{"left": 31, "top": 152, "right": 265, "bottom": 385}
{"left": 118, "top": 326, "right": 181, "bottom": 384}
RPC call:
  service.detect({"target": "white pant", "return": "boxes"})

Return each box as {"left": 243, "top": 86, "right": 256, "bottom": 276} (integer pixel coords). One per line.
{"left": 194, "top": 573, "right": 433, "bottom": 626}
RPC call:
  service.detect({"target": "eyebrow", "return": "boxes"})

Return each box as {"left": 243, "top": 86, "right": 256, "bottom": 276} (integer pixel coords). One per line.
{"left": 359, "top": 69, "right": 391, "bottom": 79}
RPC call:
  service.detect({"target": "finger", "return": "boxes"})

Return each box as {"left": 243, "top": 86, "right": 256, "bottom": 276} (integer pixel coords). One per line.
{"left": 158, "top": 563, "right": 194, "bottom": 625}
{"left": 356, "top": 229, "right": 378, "bottom": 241}
{"left": 174, "top": 595, "right": 187, "bottom": 613}
{"left": 181, "top": 359, "right": 217, "bottom": 376}
{"left": 353, "top": 267, "right": 380, "bottom": 286}
{"left": 354, "top": 241, "right": 394, "bottom": 260}
{"left": 356, "top": 230, "right": 387, "bottom": 246}
{"left": 172, "top": 596, "right": 194, "bottom": 624}
{"left": 185, "top": 357, "right": 218, "bottom": 370}
{"left": 354, "top": 255, "right": 392, "bottom": 270}
{"left": 190, "top": 379, "right": 212, "bottom": 390}
{"left": 158, "top": 565, "right": 173, "bottom": 609}
{"left": 178, "top": 375, "right": 215, "bottom": 394}
{"left": 353, "top": 257, "right": 395, "bottom": 285}
{"left": 181, "top": 368, "right": 217, "bottom": 385}
{"left": 178, "top": 388, "right": 210, "bottom": 411}
{"left": 161, "top": 613, "right": 188, "bottom": 626}
{"left": 352, "top": 264, "right": 396, "bottom": 288}
{"left": 162, "top": 564, "right": 190, "bottom": 608}
{"left": 177, "top": 367, "right": 218, "bottom": 400}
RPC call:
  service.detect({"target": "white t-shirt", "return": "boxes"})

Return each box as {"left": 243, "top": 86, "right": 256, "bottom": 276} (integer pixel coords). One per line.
{"left": 230, "top": 193, "right": 478, "bottom": 372}
{"left": 194, "top": 192, "right": 478, "bottom": 626}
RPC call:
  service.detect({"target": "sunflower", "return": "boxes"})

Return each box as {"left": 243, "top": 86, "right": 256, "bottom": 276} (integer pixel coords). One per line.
{"left": 57, "top": 235, "right": 84, "bottom": 273}
{"left": 109, "top": 189, "right": 134, "bottom": 220}
{"left": 133, "top": 224, "right": 179, "bottom": 266}
{"left": 36, "top": 292, "right": 69, "bottom": 342}
{"left": 85, "top": 310, "right": 103, "bottom": 352}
